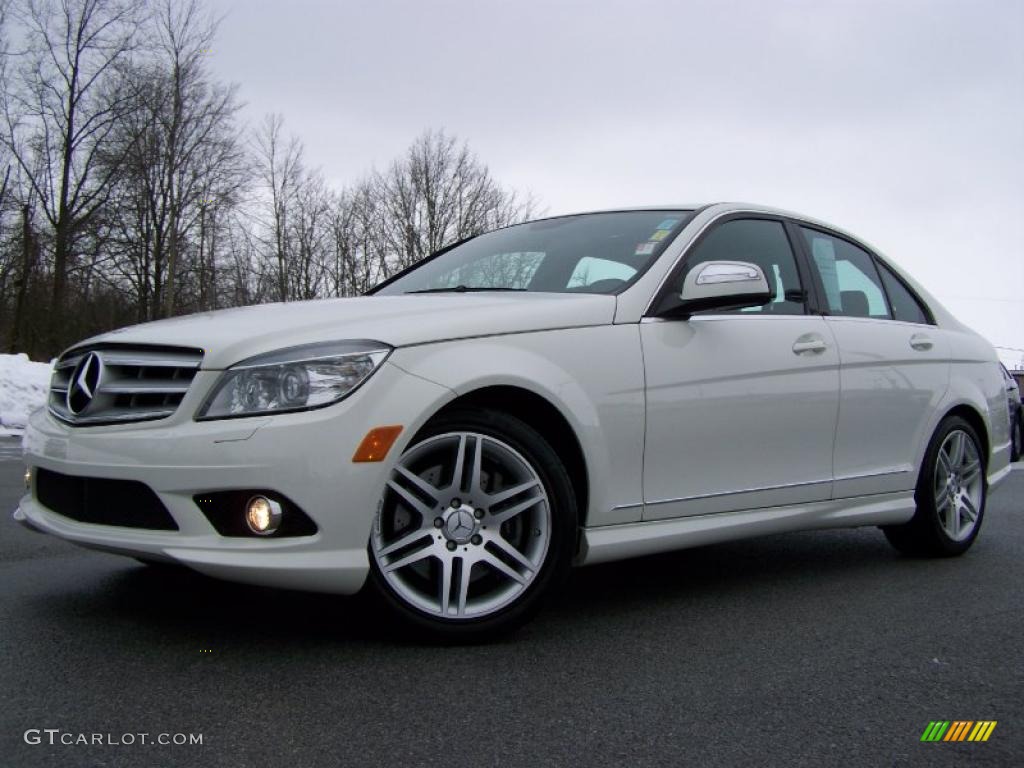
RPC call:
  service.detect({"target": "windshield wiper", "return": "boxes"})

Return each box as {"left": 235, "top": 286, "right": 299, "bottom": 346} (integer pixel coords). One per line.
{"left": 405, "top": 286, "right": 528, "bottom": 294}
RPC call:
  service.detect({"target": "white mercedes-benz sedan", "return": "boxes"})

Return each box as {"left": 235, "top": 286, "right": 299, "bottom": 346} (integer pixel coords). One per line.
{"left": 15, "top": 203, "right": 1013, "bottom": 638}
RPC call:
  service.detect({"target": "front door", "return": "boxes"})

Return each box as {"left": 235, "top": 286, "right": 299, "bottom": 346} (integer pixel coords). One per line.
{"left": 641, "top": 217, "right": 840, "bottom": 520}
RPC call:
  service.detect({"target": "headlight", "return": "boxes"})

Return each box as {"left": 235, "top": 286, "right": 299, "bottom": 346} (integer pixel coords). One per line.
{"left": 197, "top": 341, "right": 391, "bottom": 420}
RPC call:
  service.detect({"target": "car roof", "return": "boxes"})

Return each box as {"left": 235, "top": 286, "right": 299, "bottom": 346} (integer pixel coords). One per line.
{"left": 532, "top": 202, "right": 874, "bottom": 252}
{"left": 540, "top": 203, "right": 962, "bottom": 331}
{"left": 551, "top": 201, "right": 840, "bottom": 227}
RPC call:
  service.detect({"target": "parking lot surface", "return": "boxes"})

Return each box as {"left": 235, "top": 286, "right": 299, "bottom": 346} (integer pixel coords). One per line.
{"left": 1, "top": 440, "right": 1021, "bottom": 767}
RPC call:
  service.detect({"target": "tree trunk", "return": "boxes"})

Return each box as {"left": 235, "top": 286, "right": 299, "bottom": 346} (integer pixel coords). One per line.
{"left": 10, "top": 205, "right": 34, "bottom": 354}
{"left": 163, "top": 209, "right": 178, "bottom": 317}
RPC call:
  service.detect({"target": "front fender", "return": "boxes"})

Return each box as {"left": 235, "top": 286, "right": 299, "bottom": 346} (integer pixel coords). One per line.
{"left": 389, "top": 325, "right": 646, "bottom": 526}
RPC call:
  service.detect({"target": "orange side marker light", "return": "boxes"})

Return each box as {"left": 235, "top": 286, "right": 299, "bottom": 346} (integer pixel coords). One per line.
{"left": 352, "top": 426, "right": 404, "bottom": 462}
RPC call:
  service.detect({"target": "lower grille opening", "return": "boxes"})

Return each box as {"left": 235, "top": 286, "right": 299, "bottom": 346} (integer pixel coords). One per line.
{"left": 35, "top": 468, "right": 178, "bottom": 531}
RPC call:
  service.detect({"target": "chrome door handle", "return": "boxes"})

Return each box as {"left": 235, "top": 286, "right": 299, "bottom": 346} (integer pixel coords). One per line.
{"left": 910, "top": 334, "right": 934, "bottom": 351}
{"left": 792, "top": 336, "right": 828, "bottom": 355}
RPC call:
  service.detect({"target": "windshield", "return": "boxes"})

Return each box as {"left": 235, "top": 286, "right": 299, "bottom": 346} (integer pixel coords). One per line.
{"left": 373, "top": 210, "right": 693, "bottom": 295}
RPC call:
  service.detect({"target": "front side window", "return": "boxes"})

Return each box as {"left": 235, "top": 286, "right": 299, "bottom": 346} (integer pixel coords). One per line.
{"left": 673, "top": 218, "right": 806, "bottom": 315}
{"left": 373, "top": 211, "right": 693, "bottom": 295}
{"left": 800, "top": 228, "right": 890, "bottom": 319}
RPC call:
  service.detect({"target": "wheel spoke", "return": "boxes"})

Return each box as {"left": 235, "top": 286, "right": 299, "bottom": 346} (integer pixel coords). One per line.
{"left": 440, "top": 556, "right": 453, "bottom": 615}
{"left": 949, "top": 432, "right": 965, "bottom": 466}
{"left": 386, "top": 478, "right": 435, "bottom": 518}
{"left": 489, "top": 534, "right": 535, "bottom": 570}
{"left": 449, "top": 434, "right": 471, "bottom": 494}
{"left": 937, "top": 450, "right": 952, "bottom": 477}
{"left": 487, "top": 478, "right": 541, "bottom": 507}
{"left": 961, "top": 459, "right": 981, "bottom": 485}
{"left": 468, "top": 435, "right": 484, "bottom": 498}
{"left": 456, "top": 558, "right": 472, "bottom": 616}
{"left": 935, "top": 486, "right": 952, "bottom": 511}
{"left": 946, "top": 499, "right": 959, "bottom": 538}
{"left": 490, "top": 492, "right": 545, "bottom": 525}
{"left": 961, "top": 495, "right": 978, "bottom": 522}
{"left": 482, "top": 552, "right": 528, "bottom": 585}
{"left": 383, "top": 541, "right": 434, "bottom": 573}
{"left": 394, "top": 465, "right": 442, "bottom": 507}
{"left": 378, "top": 528, "right": 432, "bottom": 557}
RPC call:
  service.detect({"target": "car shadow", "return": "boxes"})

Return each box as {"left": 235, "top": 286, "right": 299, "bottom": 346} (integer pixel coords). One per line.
{"left": 567, "top": 526, "right": 902, "bottom": 605}
{"left": 22, "top": 525, "right": 933, "bottom": 648}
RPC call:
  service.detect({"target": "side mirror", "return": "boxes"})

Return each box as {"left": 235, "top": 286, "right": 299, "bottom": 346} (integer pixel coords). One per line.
{"left": 667, "top": 260, "right": 771, "bottom": 316}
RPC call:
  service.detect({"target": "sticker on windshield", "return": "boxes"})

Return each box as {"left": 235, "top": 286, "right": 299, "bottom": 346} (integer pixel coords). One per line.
{"left": 635, "top": 242, "right": 657, "bottom": 255}
{"left": 656, "top": 218, "right": 679, "bottom": 230}
{"left": 649, "top": 229, "right": 672, "bottom": 242}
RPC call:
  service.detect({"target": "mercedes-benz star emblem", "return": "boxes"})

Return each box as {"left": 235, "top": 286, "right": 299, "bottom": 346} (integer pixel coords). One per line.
{"left": 445, "top": 509, "right": 476, "bottom": 543}
{"left": 67, "top": 352, "right": 103, "bottom": 415}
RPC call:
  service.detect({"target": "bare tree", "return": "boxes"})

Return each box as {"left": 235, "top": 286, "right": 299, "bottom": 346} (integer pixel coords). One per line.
{"left": 325, "top": 183, "right": 378, "bottom": 297}
{"left": 102, "top": 0, "right": 245, "bottom": 319}
{"left": 0, "top": 1, "right": 542, "bottom": 353}
{"left": 252, "top": 114, "right": 310, "bottom": 302}
{"left": 367, "top": 129, "right": 537, "bottom": 276}
{"left": 1, "top": 0, "right": 141, "bottom": 347}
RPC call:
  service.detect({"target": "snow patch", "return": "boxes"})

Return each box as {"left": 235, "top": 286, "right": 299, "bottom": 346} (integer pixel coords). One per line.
{"left": 0, "top": 353, "right": 53, "bottom": 434}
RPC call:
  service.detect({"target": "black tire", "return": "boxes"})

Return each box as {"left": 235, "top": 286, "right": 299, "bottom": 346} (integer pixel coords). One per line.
{"left": 883, "top": 415, "right": 985, "bottom": 557}
{"left": 367, "top": 407, "right": 577, "bottom": 642}
{"left": 1011, "top": 410, "right": 1022, "bottom": 463}
{"left": 133, "top": 557, "right": 185, "bottom": 570}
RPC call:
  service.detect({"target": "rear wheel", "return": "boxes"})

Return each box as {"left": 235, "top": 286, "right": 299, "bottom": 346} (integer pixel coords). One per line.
{"left": 883, "top": 416, "right": 985, "bottom": 557}
{"left": 133, "top": 557, "right": 184, "bottom": 570}
{"left": 1011, "top": 410, "right": 1022, "bottom": 462}
{"left": 368, "top": 408, "right": 576, "bottom": 640}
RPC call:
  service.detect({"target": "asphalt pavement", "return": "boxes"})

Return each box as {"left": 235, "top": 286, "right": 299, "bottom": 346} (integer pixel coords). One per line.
{"left": 0, "top": 436, "right": 1021, "bottom": 767}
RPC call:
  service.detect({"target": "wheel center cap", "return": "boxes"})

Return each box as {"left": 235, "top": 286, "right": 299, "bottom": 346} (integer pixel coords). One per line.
{"left": 442, "top": 506, "right": 478, "bottom": 544}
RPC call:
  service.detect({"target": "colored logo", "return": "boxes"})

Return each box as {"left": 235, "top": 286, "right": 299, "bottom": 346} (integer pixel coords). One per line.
{"left": 920, "top": 721, "right": 997, "bottom": 742}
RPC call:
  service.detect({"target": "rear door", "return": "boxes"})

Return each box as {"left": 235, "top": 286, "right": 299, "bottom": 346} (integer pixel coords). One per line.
{"left": 641, "top": 216, "right": 840, "bottom": 519}
{"left": 796, "top": 226, "right": 950, "bottom": 498}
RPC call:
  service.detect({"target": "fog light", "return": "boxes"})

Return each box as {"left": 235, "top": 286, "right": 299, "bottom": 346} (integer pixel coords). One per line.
{"left": 24, "top": 467, "right": 32, "bottom": 490}
{"left": 245, "top": 495, "right": 282, "bottom": 535}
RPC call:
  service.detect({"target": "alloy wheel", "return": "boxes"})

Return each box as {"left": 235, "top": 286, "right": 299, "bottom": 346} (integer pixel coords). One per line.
{"left": 371, "top": 431, "right": 551, "bottom": 620}
{"left": 933, "top": 429, "right": 983, "bottom": 542}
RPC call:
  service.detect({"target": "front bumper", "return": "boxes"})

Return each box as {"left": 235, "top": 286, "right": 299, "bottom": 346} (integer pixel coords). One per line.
{"left": 15, "top": 361, "right": 453, "bottom": 594}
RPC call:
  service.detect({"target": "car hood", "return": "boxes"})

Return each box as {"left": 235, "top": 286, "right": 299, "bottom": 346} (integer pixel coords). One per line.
{"left": 75, "top": 293, "right": 616, "bottom": 369}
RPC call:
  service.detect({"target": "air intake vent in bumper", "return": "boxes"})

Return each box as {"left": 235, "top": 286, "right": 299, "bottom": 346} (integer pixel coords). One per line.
{"left": 49, "top": 344, "right": 203, "bottom": 426}
{"left": 35, "top": 468, "right": 179, "bottom": 530}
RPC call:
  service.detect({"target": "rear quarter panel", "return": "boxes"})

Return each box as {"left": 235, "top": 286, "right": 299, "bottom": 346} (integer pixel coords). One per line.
{"left": 932, "top": 326, "right": 1012, "bottom": 482}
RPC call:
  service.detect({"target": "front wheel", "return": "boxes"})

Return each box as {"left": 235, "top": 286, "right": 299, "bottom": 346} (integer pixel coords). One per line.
{"left": 883, "top": 415, "right": 986, "bottom": 557}
{"left": 367, "top": 408, "right": 577, "bottom": 640}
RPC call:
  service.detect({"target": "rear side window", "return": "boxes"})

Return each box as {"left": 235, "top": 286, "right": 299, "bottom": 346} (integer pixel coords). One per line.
{"left": 800, "top": 228, "right": 890, "bottom": 319}
{"left": 680, "top": 219, "right": 805, "bottom": 314}
{"left": 875, "top": 260, "right": 930, "bottom": 324}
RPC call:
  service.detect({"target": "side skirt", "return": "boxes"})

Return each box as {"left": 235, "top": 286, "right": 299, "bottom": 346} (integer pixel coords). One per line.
{"left": 578, "top": 491, "right": 916, "bottom": 566}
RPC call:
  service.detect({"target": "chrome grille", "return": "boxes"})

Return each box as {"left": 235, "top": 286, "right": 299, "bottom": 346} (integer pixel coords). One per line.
{"left": 49, "top": 345, "right": 204, "bottom": 426}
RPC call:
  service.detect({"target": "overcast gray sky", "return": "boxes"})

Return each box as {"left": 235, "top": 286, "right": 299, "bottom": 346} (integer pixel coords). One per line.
{"left": 207, "top": 0, "right": 1024, "bottom": 365}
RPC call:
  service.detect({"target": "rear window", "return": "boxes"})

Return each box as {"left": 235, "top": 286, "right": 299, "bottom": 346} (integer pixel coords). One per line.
{"left": 876, "top": 260, "right": 931, "bottom": 324}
